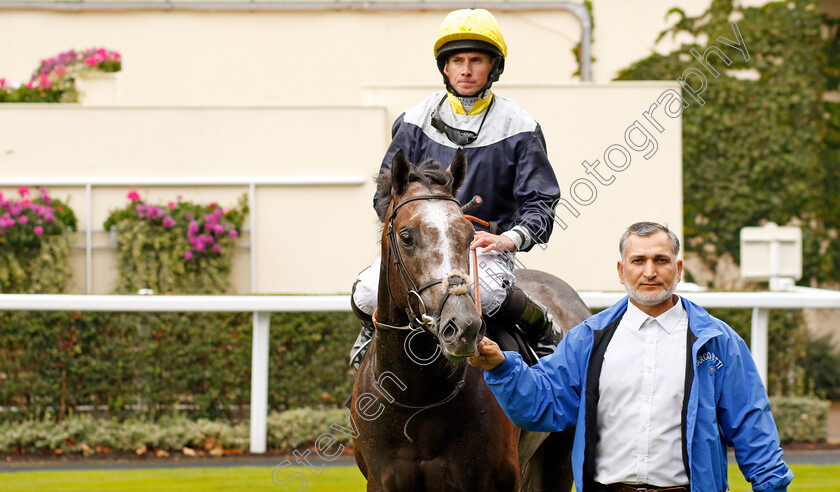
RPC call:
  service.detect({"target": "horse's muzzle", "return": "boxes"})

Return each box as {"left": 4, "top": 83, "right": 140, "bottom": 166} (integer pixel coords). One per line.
{"left": 437, "top": 294, "right": 483, "bottom": 359}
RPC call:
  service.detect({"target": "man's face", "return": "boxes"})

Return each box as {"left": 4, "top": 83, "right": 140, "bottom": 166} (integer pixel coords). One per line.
{"left": 618, "top": 231, "right": 683, "bottom": 309}
{"left": 443, "top": 51, "right": 492, "bottom": 96}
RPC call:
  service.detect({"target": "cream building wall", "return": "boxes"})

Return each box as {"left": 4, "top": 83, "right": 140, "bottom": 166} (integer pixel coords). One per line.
{"left": 1, "top": 0, "right": 744, "bottom": 293}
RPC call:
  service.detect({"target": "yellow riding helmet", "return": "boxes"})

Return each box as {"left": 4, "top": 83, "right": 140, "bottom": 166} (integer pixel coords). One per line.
{"left": 434, "top": 9, "right": 507, "bottom": 85}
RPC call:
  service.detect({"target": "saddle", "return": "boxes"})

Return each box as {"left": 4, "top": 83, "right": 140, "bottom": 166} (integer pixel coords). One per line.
{"left": 483, "top": 317, "right": 539, "bottom": 367}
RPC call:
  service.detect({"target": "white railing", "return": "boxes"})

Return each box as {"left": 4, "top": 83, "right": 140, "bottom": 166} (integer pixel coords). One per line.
{"left": 1, "top": 288, "right": 838, "bottom": 453}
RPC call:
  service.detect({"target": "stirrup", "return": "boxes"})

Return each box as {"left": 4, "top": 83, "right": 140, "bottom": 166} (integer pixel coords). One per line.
{"left": 349, "top": 337, "right": 373, "bottom": 368}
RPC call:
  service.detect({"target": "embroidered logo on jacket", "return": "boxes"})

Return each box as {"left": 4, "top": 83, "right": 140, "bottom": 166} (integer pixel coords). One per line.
{"left": 697, "top": 349, "right": 724, "bottom": 370}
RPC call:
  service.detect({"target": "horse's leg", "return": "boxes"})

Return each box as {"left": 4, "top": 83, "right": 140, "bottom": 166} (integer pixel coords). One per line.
{"left": 526, "top": 427, "right": 575, "bottom": 492}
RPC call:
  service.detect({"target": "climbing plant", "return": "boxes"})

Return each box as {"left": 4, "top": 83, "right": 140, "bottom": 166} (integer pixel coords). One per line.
{"left": 104, "top": 191, "right": 248, "bottom": 294}
{"left": 0, "top": 187, "right": 77, "bottom": 293}
{"left": 616, "top": 0, "right": 839, "bottom": 397}
{"left": 616, "top": 0, "right": 838, "bottom": 285}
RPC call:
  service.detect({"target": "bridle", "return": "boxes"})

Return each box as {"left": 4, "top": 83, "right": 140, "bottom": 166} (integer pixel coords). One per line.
{"left": 373, "top": 191, "right": 484, "bottom": 443}
{"left": 381, "top": 193, "right": 478, "bottom": 334}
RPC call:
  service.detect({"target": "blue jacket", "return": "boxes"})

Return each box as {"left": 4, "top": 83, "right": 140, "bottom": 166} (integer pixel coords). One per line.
{"left": 375, "top": 90, "right": 561, "bottom": 252}
{"left": 485, "top": 296, "right": 793, "bottom": 492}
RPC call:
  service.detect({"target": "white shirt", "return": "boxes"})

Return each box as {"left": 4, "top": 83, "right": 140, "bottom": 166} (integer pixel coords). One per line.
{"left": 594, "top": 297, "right": 689, "bottom": 486}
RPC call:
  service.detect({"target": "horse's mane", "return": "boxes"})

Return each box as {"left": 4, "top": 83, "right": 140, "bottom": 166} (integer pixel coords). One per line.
{"left": 374, "top": 158, "right": 455, "bottom": 223}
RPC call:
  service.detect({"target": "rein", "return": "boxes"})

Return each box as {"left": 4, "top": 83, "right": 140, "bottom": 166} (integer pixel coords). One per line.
{"left": 373, "top": 192, "right": 486, "bottom": 442}
{"left": 385, "top": 194, "right": 471, "bottom": 330}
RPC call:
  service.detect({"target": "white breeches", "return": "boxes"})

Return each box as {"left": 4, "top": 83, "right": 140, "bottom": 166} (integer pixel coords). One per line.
{"left": 352, "top": 249, "right": 516, "bottom": 317}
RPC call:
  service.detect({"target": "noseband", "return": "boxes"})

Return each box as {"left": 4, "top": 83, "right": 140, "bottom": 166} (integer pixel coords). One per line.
{"left": 383, "top": 194, "right": 476, "bottom": 333}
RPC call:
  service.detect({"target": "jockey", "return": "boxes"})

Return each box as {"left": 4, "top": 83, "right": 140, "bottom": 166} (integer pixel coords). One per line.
{"left": 350, "top": 8, "right": 563, "bottom": 369}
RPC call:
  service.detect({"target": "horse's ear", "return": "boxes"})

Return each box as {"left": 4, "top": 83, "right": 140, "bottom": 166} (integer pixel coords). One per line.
{"left": 391, "top": 149, "right": 411, "bottom": 196}
{"left": 449, "top": 148, "right": 467, "bottom": 194}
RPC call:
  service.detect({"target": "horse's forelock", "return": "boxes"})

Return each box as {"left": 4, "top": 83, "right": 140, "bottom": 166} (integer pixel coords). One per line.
{"left": 375, "top": 159, "right": 455, "bottom": 223}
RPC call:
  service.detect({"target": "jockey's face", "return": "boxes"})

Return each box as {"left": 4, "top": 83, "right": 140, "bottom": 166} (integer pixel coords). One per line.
{"left": 443, "top": 51, "right": 492, "bottom": 96}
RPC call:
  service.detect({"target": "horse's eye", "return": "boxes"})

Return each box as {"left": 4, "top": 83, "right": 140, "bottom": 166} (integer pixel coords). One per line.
{"left": 399, "top": 231, "right": 414, "bottom": 246}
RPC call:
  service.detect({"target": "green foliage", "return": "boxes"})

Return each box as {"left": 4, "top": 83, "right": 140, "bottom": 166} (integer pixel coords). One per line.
{"left": 0, "top": 310, "right": 358, "bottom": 422}
{"left": 616, "top": 0, "right": 839, "bottom": 398}
{"left": 0, "top": 408, "right": 344, "bottom": 454}
{"left": 616, "top": 0, "right": 838, "bottom": 283}
{"left": 0, "top": 47, "right": 121, "bottom": 104}
{"left": 104, "top": 193, "right": 248, "bottom": 294}
{"left": 269, "top": 311, "right": 358, "bottom": 409}
{"left": 770, "top": 396, "right": 830, "bottom": 443}
{"left": 267, "top": 407, "right": 351, "bottom": 451}
{"left": 571, "top": 0, "right": 596, "bottom": 78}
{"left": 0, "top": 86, "right": 63, "bottom": 103}
{"left": 705, "top": 308, "right": 810, "bottom": 397}
{"left": 803, "top": 333, "right": 840, "bottom": 400}
{"left": 0, "top": 187, "right": 77, "bottom": 293}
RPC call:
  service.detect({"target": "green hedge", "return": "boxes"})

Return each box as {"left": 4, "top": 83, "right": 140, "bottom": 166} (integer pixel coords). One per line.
{"left": 0, "top": 409, "right": 347, "bottom": 454}
{"left": 0, "top": 400, "right": 827, "bottom": 455}
{"left": 0, "top": 311, "right": 358, "bottom": 421}
{"left": 770, "top": 397, "right": 830, "bottom": 443}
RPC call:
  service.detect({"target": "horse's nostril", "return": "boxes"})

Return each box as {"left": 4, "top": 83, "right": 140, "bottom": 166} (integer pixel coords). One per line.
{"left": 441, "top": 321, "right": 458, "bottom": 343}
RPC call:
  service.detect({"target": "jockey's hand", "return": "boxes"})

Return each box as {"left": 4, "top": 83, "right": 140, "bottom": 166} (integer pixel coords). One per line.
{"left": 468, "top": 337, "right": 505, "bottom": 371}
{"left": 471, "top": 231, "right": 515, "bottom": 253}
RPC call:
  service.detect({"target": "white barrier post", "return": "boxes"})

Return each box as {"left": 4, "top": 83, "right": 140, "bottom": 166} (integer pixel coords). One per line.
{"left": 751, "top": 307, "right": 769, "bottom": 387}
{"left": 250, "top": 311, "right": 271, "bottom": 453}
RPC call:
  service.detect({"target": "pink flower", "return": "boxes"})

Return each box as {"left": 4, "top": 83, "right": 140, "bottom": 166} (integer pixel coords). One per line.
{"left": 212, "top": 244, "right": 221, "bottom": 252}
{"left": 168, "top": 201, "right": 176, "bottom": 209}
{"left": 84, "top": 56, "right": 100, "bottom": 66}
{"left": 229, "top": 229, "right": 239, "bottom": 238}
{"left": 18, "top": 215, "right": 27, "bottom": 225}
{"left": 34, "top": 226, "right": 44, "bottom": 235}
{"left": 38, "top": 73, "right": 51, "bottom": 89}
{"left": 184, "top": 251, "right": 193, "bottom": 260}
{"left": 21, "top": 199, "right": 30, "bottom": 206}
{"left": 127, "top": 190, "right": 141, "bottom": 202}
{"left": 54, "top": 65, "right": 67, "bottom": 77}
{"left": 18, "top": 186, "right": 29, "bottom": 197}
{"left": 213, "top": 224, "right": 225, "bottom": 235}
{"left": 162, "top": 216, "right": 175, "bottom": 229}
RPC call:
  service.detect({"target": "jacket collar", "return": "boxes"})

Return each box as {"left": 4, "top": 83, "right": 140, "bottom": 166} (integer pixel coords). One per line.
{"left": 446, "top": 90, "right": 493, "bottom": 115}
{"left": 590, "top": 295, "right": 725, "bottom": 345}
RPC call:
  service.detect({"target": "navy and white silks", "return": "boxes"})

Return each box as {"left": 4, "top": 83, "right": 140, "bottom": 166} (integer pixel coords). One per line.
{"left": 375, "top": 90, "right": 561, "bottom": 252}
{"left": 354, "top": 90, "right": 561, "bottom": 315}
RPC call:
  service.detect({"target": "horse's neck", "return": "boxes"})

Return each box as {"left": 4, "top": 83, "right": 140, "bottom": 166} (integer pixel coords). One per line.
{"left": 373, "top": 292, "right": 464, "bottom": 406}
{"left": 372, "top": 329, "right": 464, "bottom": 406}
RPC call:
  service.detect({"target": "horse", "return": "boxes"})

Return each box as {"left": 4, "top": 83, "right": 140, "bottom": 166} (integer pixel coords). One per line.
{"left": 351, "top": 149, "right": 590, "bottom": 491}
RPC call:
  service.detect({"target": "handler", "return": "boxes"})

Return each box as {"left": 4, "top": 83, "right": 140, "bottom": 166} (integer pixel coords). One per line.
{"left": 469, "top": 221, "right": 793, "bottom": 492}
{"left": 350, "top": 9, "right": 563, "bottom": 369}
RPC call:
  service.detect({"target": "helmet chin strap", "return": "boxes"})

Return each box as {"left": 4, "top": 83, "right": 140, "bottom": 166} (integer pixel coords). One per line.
{"left": 444, "top": 81, "right": 491, "bottom": 99}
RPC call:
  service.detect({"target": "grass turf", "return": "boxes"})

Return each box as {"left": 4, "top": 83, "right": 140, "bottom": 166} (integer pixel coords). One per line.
{"left": 0, "top": 464, "right": 836, "bottom": 491}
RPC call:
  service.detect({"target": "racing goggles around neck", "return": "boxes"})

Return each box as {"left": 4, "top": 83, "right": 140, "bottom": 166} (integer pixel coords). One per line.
{"left": 430, "top": 95, "right": 493, "bottom": 146}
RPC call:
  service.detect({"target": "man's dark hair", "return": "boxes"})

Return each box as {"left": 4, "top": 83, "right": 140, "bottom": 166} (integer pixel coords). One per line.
{"left": 619, "top": 221, "right": 680, "bottom": 259}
